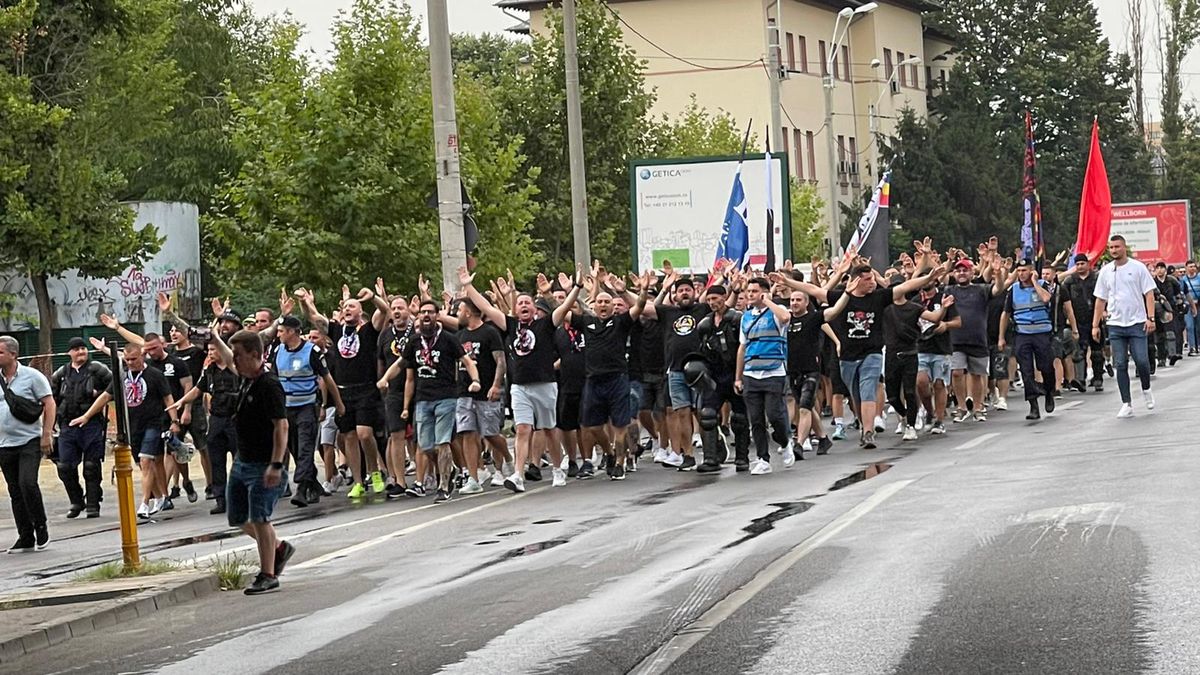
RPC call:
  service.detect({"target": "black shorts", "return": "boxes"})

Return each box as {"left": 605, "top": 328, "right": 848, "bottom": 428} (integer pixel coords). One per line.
{"left": 383, "top": 388, "right": 412, "bottom": 436}
{"left": 182, "top": 401, "right": 208, "bottom": 450}
{"left": 791, "top": 371, "right": 821, "bottom": 410}
{"left": 639, "top": 373, "right": 667, "bottom": 412}
{"left": 556, "top": 390, "right": 582, "bottom": 432}
{"left": 582, "top": 373, "right": 633, "bottom": 428}
{"left": 336, "top": 386, "right": 382, "bottom": 433}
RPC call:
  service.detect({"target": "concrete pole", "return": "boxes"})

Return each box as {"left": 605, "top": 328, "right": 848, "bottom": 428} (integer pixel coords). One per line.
{"left": 427, "top": 0, "right": 468, "bottom": 292}
{"left": 564, "top": 0, "right": 591, "bottom": 270}
{"left": 823, "top": 73, "right": 841, "bottom": 257}
{"left": 765, "top": 3, "right": 784, "bottom": 153}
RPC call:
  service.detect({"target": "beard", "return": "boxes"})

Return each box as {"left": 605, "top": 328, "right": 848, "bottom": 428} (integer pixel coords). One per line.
{"left": 419, "top": 321, "right": 438, "bottom": 337}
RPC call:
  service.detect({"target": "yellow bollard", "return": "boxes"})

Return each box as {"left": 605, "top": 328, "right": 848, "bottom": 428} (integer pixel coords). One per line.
{"left": 113, "top": 440, "right": 140, "bottom": 572}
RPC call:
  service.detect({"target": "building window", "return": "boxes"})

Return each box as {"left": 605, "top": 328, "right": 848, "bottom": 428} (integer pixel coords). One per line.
{"left": 819, "top": 40, "right": 828, "bottom": 76}
{"left": 798, "top": 36, "right": 808, "bottom": 73}
{"left": 782, "top": 125, "right": 790, "bottom": 159}
{"left": 786, "top": 32, "right": 795, "bottom": 71}
{"left": 925, "top": 65, "right": 933, "bottom": 91}
{"left": 897, "top": 51, "right": 907, "bottom": 87}
{"left": 848, "top": 137, "right": 859, "bottom": 184}
{"left": 841, "top": 45, "right": 851, "bottom": 82}
{"left": 911, "top": 62, "right": 920, "bottom": 89}
{"left": 794, "top": 129, "right": 804, "bottom": 179}
{"left": 806, "top": 131, "right": 817, "bottom": 180}
{"left": 940, "top": 69, "right": 947, "bottom": 87}
{"left": 837, "top": 134, "right": 847, "bottom": 183}
{"left": 884, "top": 48, "right": 893, "bottom": 79}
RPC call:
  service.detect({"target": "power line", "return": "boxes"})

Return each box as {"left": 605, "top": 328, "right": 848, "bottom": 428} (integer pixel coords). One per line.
{"left": 602, "top": 4, "right": 766, "bottom": 72}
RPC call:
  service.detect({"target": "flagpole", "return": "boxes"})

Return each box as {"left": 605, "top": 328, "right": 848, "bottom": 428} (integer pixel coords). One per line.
{"left": 764, "top": 126, "right": 776, "bottom": 272}
{"left": 739, "top": 118, "right": 753, "bottom": 162}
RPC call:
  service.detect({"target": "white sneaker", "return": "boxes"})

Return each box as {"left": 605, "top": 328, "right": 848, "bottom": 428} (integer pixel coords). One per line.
{"left": 995, "top": 397, "right": 1008, "bottom": 411}
{"left": 329, "top": 474, "right": 345, "bottom": 492}
{"left": 749, "top": 459, "right": 773, "bottom": 475}
{"left": 1117, "top": 403, "right": 1134, "bottom": 418}
{"left": 915, "top": 409, "right": 926, "bottom": 431}
{"left": 559, "top": 455, "right": 570, "bottom": 471}
{"left": 653, "top": 447, "right": 669, "bottom": 464}
{"left": 873, "top": 416, "right": 886, "bottom": 433}
{"left": 902, "top": 425, "right": 918, "bottom": 441}
{"left": 461, "top": 477, "right": 483, "bottom": 494}
{"left": 662, "top": 451, "right": 684, "bottom": 467}
{"left": 148, "top": 497, "right": 163, "bottom": 515}
{"left": 552, "top": 468, "right": 567, "bottom": 487}
{"left": 692, "top": 433, "right": 702, "bottom": 447}
{"left": 894, "top": 420, "right": 904, "bottom": 435}
{"left": 136, "top": 501, "right": 149, "bottom": 518}
{"left": 781, "top": 440, "right": 795, "bottom": 467}
{"left": 503, "top": 473, "right": 526, "bottom": 493}
{"left": 490, "top": 470, "right": 507, "bottom": 488}
{"left": 801, "top": 437, "right": 813, "bottom": 452}
{"left": 1143, "top": 390, "right": 1155, "bottom": 410}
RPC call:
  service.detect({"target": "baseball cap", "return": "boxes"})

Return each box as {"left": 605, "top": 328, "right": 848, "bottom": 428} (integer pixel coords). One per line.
{"left": 280, "top": 315, "right": 302, "bottom": 330}
{"left": 705, "top": 284, "right": 728, "bottom": 297}
{"left": 218, "top": 310, "right": 242, "bottom": 325}
{"left": 1016, "top": 257, "right": 1034, "bottom": 268}
{"left": 67, "top": 337, "right": 87, "bottom": 350}
{"left": 953, "top": 259, "right": 974, "bottom": 270}
{"left": 1073, "top": 253, "right": 1089, "bottom": 264}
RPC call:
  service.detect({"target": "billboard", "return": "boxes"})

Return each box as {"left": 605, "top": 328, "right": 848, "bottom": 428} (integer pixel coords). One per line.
{"left": 1109, "top": 200, "right": 1192, "bottom": 265}
{"left": 0, "top": 202, "right": 202, "bottom": 332}
{"left": 630, "top": 153, "right": 791, "bottom": 274}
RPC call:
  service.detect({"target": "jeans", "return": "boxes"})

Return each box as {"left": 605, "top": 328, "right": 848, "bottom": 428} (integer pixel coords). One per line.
{"left": 56, "top": 420, "right": 106, "bottom": 509}
{"left": 207, "top": 415, "right": 237, "bottom": 502}
{"left": 1109, "top": 324, "right": 1152, "bottom": 403}
{"left": 1, "top": 438, "right": 47, "bottom": 539}
{"left": 1186, "top": 311, "right": 1199, "bottom": 351}
{"left": 286, "top": 405, "right": 319, "bottom": 486}
{"left": 885, "top": 352, "right": 919, "bottom": 426}
{"left": 227, "top": 459, "right": 285, "bottom": 527}
{"left": 1014, "top": 332, "right": 1056, "bottom": 401}
{"left": 742, "top": 376, "right": 790, "bottom": 461}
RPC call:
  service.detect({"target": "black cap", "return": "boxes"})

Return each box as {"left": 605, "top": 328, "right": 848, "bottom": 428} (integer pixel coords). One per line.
{"left": 67, "top": 337, "right": 87, "bottom": 350}
{"left": 1016, "top": 257, "right": 1034, "bottom": 268}
{"left": 534, "top": 298, "right": 552, "bottom": 314}
{"left": 705, "top": 284, "right": 727, "bottom": 296}
{"left": 218, "top": 310, "right": 242, "bottom": 325}
{"left": 1073, "top": 253, "right": 1089, "bottom": 264}
{"left": 672, "top": 277, "right": 694, "bottom": 291}
{"left": 280, "top": 315, "right": 302, "bottom": 330}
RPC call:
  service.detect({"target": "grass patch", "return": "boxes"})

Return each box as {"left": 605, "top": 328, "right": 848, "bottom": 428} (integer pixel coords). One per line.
{"left": 208, "top": 551, "right": 253, "bottom": 591}
{"left": 76, "top": 558, "right": 181, "bottom": 582}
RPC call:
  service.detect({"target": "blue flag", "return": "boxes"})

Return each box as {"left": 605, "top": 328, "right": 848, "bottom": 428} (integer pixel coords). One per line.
{"left": 715, "top": 164, "right": 749, "bottom": 269}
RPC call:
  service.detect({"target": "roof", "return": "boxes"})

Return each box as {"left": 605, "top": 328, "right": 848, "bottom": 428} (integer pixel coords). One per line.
{"left": 922, "top": 23, "right": 958, "bottom": 46}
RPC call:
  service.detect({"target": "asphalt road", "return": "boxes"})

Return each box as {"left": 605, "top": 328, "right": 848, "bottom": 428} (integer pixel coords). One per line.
{"left": 4, "top": 359, "right": 1199, "bottom": 674}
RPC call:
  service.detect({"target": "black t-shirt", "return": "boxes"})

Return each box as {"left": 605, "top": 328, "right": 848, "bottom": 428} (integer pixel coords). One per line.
{"left": 945, "top": 283, "right": 991, "bottom": 355}
{"left": 458, "top": 324, "right": 503, "bottom": 399}
{"left": 169, "top": 344, "right": 206, "bottom": 383}
{"left": 883, "top": 301, "right": 924, "bottom": 355}
{"left": 197, "top": 363, "right": 240, "bottom": 418}
{"left": 638, "top": 318, "right": 665, "bottom": 376}
{"left": 628, "top": 320, "right": 644, "bottom": 379}
{"left": 555, "top": 324, "right": 587, "bottom": 394}
{"left": 656, "top": 303, "right": 711, "bottom": 371}
{"left": 787, "top": 311, "right": 825, "bottom": 375}
{"left": 571, "top": 312, "right": 634, "bottom": 377}
{"left": 378, "top": 322, "right": 414, "bottom": 374}
{"left": 919, "top": 290, "right": 958, "bottom": 356}
{"left": 986, "top": 293, "right": 1007, "bottom": 344}
{"left": 505, "top": 316, "right": 558, "bottom": 385}
{"left": 1063, "top": 273, "right": 1098, "bottom": 320}
{"left": 401, "top": 330, "right": 465, "bottom": 402}
{"left": 329, "top": 321, "right": 381, "bottom": 387}
{"left": 114, "top": 367, "right": 171, "bottom": 436}
{"left": 233, "top": 371, "right": 287, "bottom": 464}
{"left": 148, "top": 354, "right": 190, "bottom": 401}
{"left": 826, "top": 288, "right": 892, "bottom": 361}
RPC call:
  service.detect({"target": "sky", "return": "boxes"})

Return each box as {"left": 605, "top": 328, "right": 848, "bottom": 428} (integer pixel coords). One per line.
{"left": 246, "top": 0, "right": 1200, "bottom": 124}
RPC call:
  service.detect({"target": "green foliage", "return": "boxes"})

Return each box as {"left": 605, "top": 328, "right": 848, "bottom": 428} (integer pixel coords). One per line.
{"left": 451, "top": 32, "right": 530, "bottom": 90}
{"left": 790, "top": 180, "right": 825, "bottom": 261}
{"left": 207, "top": 0, "right": 540, "bottom": 304}
{"left": 647, "top": 96, "right": 749, "bottom": 158}
{"left": 77, "top": 558, "right": 181, "bottom": 581}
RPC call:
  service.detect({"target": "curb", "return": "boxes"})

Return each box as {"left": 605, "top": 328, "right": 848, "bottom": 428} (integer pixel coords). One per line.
{"left": 0, "top": 573, "right": 220, "bottom": 665}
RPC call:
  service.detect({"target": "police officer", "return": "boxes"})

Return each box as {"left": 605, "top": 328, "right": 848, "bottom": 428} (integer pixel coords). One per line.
{"left": 692, "top": 284, "right": 749, "bottom": 473}
{"left": 51, "top": 338, "right": 113, "bottom": 518}
{"left": 999, "top": 259, "right": 1056, "bottom": 420}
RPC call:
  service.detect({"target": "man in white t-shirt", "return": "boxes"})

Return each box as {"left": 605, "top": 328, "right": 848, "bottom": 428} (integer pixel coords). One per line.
{"left": 1092, "top": 235, "right": 1157, "bottom": 418}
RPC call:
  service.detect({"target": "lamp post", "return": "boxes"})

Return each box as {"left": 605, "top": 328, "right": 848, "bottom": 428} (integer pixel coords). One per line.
{"left": 867, "top": 55, "right": 922, "bottom": 181}
{"left": 822, "top": 3, "right": 876, "bottom": 257}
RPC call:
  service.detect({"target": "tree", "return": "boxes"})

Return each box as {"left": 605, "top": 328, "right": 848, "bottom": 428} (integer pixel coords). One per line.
{"left": 207, "top": 0, "right": 539, "bottom": 306}
{"left": 451, "top": 32, "right": 530, "bottom": 90}
{"left": 646, "top": 97, "right": 747, "bottom": 158}
{"left": 500, "top": 0, "right": 655, "bottom": 271}
{"left": 1, "top": 0, "right": 167, "bottom": 363}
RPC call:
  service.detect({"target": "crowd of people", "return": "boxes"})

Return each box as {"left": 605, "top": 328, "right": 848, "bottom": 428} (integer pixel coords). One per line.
{"left": 1, "top": 233, "right": 1191, "bottom": 595}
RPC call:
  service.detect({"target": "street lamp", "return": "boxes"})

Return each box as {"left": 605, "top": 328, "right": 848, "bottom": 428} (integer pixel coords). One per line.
{"left": 822, "top": 2, "right": 877, "bottom": 257}
{"left": 867, "top": 55, "right": 921, "bottom": 179}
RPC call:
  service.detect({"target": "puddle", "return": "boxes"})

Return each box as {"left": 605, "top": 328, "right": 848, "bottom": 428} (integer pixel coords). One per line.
{"left": 462, "top": 539, "right": 571, "bottom": 577}
{"left": 829, "top": 463, "right": 892, "bottom": 492}
{"left": 724, "top": 502, "right": 816, "bottom": 549}
{"left": 495, "top": 530, "right": 524, "bottom": 537}
{"left": 532, "top": 519, "right": 562, "bottom": 525}
{"left": 474, "top": 541, "right": 500, "bottom": 546}
{"left": 632, "top": 480, "right": 707, "bottom": 506}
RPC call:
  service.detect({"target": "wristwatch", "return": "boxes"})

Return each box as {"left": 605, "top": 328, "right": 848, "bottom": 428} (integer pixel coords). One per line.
{"left": 270, "top": 461, "right": 284, "bottom": 470}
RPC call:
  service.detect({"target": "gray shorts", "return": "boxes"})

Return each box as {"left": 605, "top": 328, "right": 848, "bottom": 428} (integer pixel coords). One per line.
{"left": 319, "top": 407, "right": 337, "bottom": 446}
{"left": 951, "top": 351, "right": 989, "bottom": 376}
{"left": 456, "top": 397, "right": 504, "bottom": 437}
{"left": 511, "top": 382, "right": 557, "bottom": 430}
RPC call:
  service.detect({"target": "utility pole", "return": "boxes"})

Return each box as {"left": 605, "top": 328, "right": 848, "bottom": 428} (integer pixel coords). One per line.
{"left": 564, "top": 0, "right": 591, "bottom": 269}
{"left": 427, "top": 0, "right": 468, "bottom": 292}
{"left": 765, "top": 3, "right": 784, "bottom": 153}
{"left": 823, "top": 75, "right": 840, "bottom": 257}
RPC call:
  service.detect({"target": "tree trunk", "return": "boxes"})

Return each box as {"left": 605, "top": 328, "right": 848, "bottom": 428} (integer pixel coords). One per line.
{"left": 29, "top": 271, "right": 54, "bottom": 375}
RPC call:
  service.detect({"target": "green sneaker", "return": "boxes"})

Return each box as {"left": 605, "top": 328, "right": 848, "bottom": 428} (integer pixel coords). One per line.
{"left": 370, "top": 471, "right": 386, "bottom": 494}
{"left": 347, "top": 483, "right": 366, "bottom": 499}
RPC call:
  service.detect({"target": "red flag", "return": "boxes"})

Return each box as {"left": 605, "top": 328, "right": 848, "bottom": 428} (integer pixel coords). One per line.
{"left": 1075, "top": 118, "right": 1111, "bottom": 262}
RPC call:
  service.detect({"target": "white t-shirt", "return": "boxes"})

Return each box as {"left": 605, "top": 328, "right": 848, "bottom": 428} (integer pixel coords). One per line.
{"left": 1094, "top": 259, "right": 1156, "bottom": 327}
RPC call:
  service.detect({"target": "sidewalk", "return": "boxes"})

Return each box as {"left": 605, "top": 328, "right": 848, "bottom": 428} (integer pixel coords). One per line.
{"left": 0, "top": 570, "right": 220, "bottom": 664}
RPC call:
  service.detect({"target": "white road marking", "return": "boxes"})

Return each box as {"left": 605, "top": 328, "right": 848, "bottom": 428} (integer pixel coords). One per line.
{"left": 630, "top": 479, "right": 914, "bottom": 675}
{"left": 954, "top": 432, "right": 1000, "bottom": 451}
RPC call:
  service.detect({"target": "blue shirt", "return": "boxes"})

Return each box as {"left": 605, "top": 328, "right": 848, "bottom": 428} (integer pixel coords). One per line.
{"left": 0, "top": 365, "right": 52, "bottom": 447}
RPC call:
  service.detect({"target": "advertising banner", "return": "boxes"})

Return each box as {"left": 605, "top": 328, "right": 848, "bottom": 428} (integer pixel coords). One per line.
{"left": 1109, "top": 200, "right": 1192, "bottom": 265}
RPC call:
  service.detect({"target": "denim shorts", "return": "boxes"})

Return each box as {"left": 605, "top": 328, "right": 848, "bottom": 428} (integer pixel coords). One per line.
{"left": 918, "top": 353, "right": 952, "bottom": 385}
{"left": 839, "top": 353, "right": 884, "bottom": 404}
{"left": 582, "top": 372, "right": 633, "bottom": 428}
{"left": 415, "top": 398, "right": 457, "bottom": 450}
{"left": 227, "top": 459, "right": 285, "bottom": 526}
{"left": 667, "top": 370, "right": 699, "bottom": 410}
{"left": 132, "top": 427, "right": 164, "bottom": 461}
{"left": 455, "top": 398, "right": 504, "bottom": 437}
